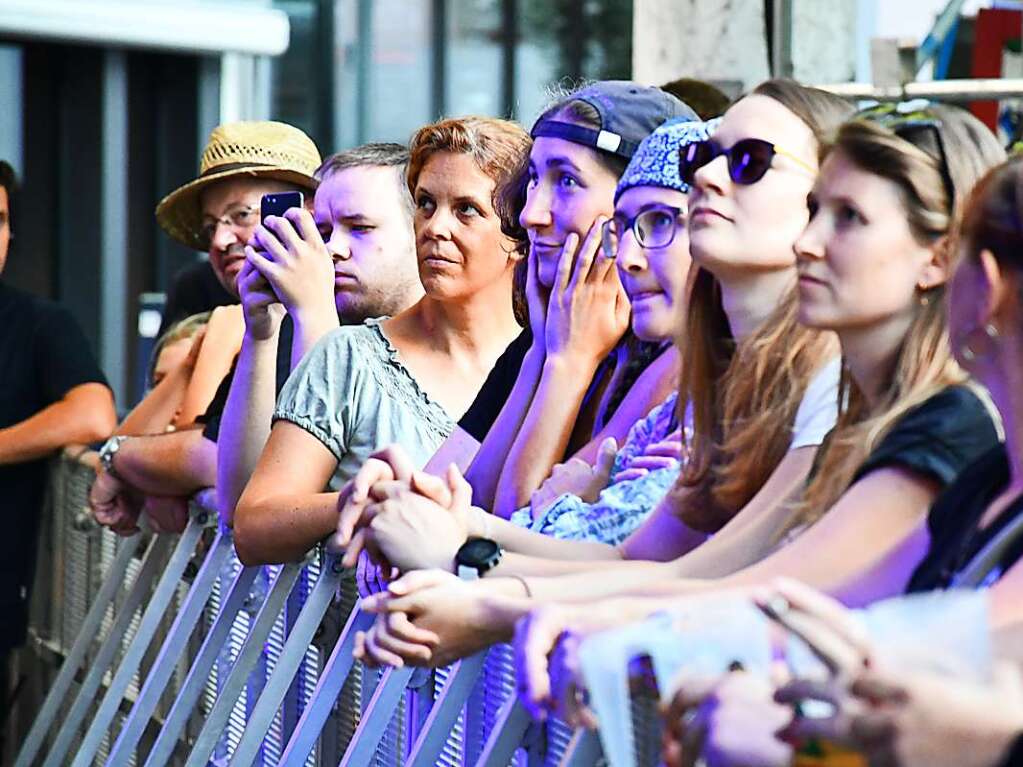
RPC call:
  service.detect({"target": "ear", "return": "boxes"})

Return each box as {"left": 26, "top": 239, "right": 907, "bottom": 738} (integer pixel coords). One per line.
{"left": 977, "top": 248, "right": 1010, "bottom": 325}
{"left": 503, "top": 236, "right": 526, "bottom": 263}
{"left": 917, "top": 234, "right": 953, "bottom": 291}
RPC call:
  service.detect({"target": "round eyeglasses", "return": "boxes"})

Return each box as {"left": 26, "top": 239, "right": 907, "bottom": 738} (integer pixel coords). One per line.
{"left": 601, "top": 205, "right": 686, "bottom": 258}
{"left": 197, "top": 204, "right": 260, "bottom": 250}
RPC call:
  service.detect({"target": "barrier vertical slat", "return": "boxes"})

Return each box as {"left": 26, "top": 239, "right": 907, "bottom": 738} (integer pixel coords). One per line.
{"left": 141, "top": 563, "right": 261, "bottom": 767}
{"left": 181, "top": 562, "right": 302, "bottom": 767}
{"left": 474, "top": 697, "right": 532, "bottom": 767}
{"left": 337, "top": 665, "right": 416, "bottom": 767}
{"left": 558, "top": 729, "right": 602, "bottom": 767}
{"left": 227, "top": 554, "right": 344, "bottom": 767}
{"left": 278, "top": 603, "right": 372, "bottom": 766}
{"left": 13, "top": 531, "right": 144, "bottom": 767}
{"left": 40, "top": 534, "right": 172, "bottom": 767}
{"left": 71, "top": 513, "right": 209, "bottom": 767}
{"left": 107, "top": 521, "right": 234, "bottom": 762}
{"left": 406, "top": 652, "right": 488, "bottom": 767}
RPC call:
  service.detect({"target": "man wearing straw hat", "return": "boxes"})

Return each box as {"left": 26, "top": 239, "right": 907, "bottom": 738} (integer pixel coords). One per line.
{"left": 88, "top": 120, "right": 322, "bottom": 534}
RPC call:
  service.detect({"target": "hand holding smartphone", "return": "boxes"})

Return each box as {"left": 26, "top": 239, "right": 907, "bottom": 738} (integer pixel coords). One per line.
{"left": 260, "top": 191, "right": 304, "bottom": 224}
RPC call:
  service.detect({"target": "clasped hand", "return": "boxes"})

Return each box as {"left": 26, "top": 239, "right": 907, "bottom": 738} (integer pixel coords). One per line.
{"left": 328, "top": 444, "right": 481, "bottom": 575}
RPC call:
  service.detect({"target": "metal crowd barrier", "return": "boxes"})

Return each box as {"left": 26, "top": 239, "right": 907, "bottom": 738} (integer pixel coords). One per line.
{"left": 11, "top": 453, "right": 663, "bottom": 766}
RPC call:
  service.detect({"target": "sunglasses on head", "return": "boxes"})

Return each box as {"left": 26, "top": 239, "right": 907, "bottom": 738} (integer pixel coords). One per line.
{"left": 856, "top": 101, "right": 955, "bottom": 207}
{"left": 678, "top": 138, "right": 816, "bottom": 187}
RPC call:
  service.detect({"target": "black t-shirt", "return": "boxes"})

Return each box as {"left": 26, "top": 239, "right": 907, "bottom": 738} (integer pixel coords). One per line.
{"left": 158, "top": 260, "right": 237, "bottom": 337}
{"left": 0, "top": 281, "right": 109, "bottom": 648}
{"left": 906, "top": 443, "right": 1023, "bottom": 593}
{"left": 198, "top": 315, "right": 295, "bottom": 443}
{"left": 457, "top": 328, "right": 532, "bottom": 442}
{"left": 851, "top": 384, "right": 999, "bottom": 488}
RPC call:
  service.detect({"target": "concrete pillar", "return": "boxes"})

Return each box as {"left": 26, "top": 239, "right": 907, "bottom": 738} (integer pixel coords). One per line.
{"left": 632, "top": 0, "right": 858, "bottom": 92}
{"left": 632, "top": 0, "right": 770, "bottom": 93}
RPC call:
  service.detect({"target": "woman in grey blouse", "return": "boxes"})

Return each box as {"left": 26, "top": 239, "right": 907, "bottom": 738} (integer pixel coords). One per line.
{"left": 233, "top": 117, "right": 532, "bottom": 565}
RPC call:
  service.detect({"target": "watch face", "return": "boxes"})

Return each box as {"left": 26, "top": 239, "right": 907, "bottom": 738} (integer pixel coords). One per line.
{"left": 458, "top": 538, "right": 501, "bottom": 568}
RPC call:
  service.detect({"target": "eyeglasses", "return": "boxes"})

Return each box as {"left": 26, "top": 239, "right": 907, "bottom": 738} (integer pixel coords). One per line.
{"left": 197, "top": 204, "right": 259, "bottom": 249}
{"left": 856, "top": 101, "right": 955, "bottom": 208}
{"left": 678, "top": 138, "right": 816, "bottom": 187}
{"left": 601, "top": 205, "right": 686, "bottom": 258}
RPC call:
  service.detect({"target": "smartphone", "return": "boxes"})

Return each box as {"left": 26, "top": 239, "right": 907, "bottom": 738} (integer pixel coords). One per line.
{"left": 260, "top": 191, "right": 304, "bottom": 224}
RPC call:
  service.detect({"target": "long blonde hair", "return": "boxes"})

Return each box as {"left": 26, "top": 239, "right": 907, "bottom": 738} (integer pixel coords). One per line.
{"left": 675, "top": 79, "right": 851, "bottom": 533}
{"left": 791, "top": 106, "right": 1007, "bottom": 530}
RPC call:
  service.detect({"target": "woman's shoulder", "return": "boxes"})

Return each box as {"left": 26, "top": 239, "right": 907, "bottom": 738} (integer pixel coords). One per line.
{"left": 894, "top": 383, "right": 999, "bottom": 438}
{"left": 854, "top": 382, "right": 1002, "bottom": 486}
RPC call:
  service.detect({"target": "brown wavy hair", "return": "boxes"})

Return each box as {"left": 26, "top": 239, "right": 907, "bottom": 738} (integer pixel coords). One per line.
{"left": 786, "top": 104, "right": 1006, "bottom": 534}
{"left": 407, "top": 116, "right": 532, "bottom": 323}
{"left": 675, "top": 79, "right": 852, "bottom": 533}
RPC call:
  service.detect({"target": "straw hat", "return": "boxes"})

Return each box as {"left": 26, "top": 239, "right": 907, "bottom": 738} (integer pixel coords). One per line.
{"left": 156, "top": 120, "right": 322, "bottom": 249}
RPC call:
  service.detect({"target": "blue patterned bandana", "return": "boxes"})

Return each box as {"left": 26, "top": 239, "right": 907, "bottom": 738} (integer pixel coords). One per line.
{"left": 615, "top": 117, "right": 720, "bottom": 202}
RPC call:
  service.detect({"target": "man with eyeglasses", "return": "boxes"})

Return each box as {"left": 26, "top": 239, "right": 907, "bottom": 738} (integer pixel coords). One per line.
{"left": 89, "top": 121, "right": 322, "bottom": 534}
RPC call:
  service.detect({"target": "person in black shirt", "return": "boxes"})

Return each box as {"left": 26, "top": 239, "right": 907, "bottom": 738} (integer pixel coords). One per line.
{"left": 0, "top": 161, "right": 116, "bottom": 707}
{"left": 906, "top": 157, "right": 1023, "bottom": 595}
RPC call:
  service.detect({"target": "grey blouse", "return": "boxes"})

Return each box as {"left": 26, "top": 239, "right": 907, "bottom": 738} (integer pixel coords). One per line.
{"left": 273, "top": 318, "right": 456, "bottom": 490}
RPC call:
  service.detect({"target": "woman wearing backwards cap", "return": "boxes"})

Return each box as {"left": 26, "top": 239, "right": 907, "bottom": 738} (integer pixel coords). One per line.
{"left": 455, "top": 81, "right": 699, "bottom": 520}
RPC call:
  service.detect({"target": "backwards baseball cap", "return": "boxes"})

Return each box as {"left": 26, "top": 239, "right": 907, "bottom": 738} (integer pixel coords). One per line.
{"left": 615, "top": 117, "right": 720, "bottom": 202}
{"left": 531, "top": 80, "right": 698, "bottom": 160}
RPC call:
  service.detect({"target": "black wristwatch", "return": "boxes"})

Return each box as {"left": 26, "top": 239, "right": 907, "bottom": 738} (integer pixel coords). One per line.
{"left": 455, "top": 538, "right": 502, "bottom": 580}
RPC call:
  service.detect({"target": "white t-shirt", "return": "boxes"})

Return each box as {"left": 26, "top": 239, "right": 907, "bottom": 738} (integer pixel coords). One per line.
{"left": 788, "top": 356, "right": 841, "bottom": 450}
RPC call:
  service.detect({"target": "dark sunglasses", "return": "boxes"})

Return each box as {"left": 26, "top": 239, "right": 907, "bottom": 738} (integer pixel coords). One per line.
{"left": 856, "top": 102, "right": 955, "bottom": 207}
{"left": 678, "top": 137, "right": 816, "bottom": 187}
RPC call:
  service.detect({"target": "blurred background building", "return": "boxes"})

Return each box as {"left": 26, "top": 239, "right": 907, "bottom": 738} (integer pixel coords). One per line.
{"left": 0, "top": 0, "right": 1019, "bottom": 406}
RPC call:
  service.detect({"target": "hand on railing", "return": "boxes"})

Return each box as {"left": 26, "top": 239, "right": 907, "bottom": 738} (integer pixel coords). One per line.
{"left": 513, "top": 601, "right": 633, "bottom": 724}
{"left": 142, "top": 495, "right": 190, "bottom": 534}
{"left": 330, "top": 445, "right": 478, "bottom": 574}
{"left": 89, "top": 469, "right": 142, "bottom": 536}
{"left": 354, "top": 569, "right": 506, "bottom": 668}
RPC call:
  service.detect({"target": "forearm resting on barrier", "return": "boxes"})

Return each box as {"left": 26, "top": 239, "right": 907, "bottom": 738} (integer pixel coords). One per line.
{"left": 0, "top": 382, "right": 115, "bottom": 465}
{"left": 110, "top": 428, "right": 217, "bottom": 496}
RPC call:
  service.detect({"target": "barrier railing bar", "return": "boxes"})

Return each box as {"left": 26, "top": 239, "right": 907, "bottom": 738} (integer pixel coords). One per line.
{"left": 279, "top": 605, "right": 375, "bottom": 767}
{"left": 406, "top": 652, "right": 488, "bottom": 767}
{"left": 182, "top": 562, "right": 303, "bottom": 767}
{"left": 13, "top": 530, "right": 144, "bottom": 767}
{"left": 474, "top": 696, "right": 532, "bottom": 767}
{"left": 337, "top": 665, "right": 416, "bottom": 767}
{"left": 142, "top": 562, "right": 261, "bottom": 767}
{"left": 107, "top": 521, "right": 234, "bottom": 762}
{"left": 40, "top": 534, "right": 172, "bottom": 767}
{"left": 72, "top": 511, "right": 210, "bottom": 767}
{"left": 228, "top": 553, "right": 345, "bottom": 767}
{"left": 558, "top": 729, "right": 602, "bottom": 767}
